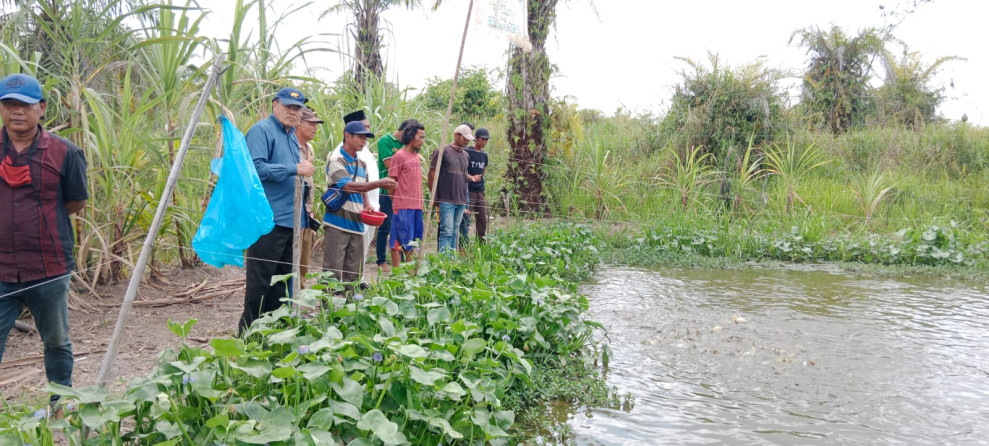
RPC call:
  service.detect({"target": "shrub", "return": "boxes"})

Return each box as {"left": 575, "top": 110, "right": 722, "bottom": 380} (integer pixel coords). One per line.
{"left": 659, "top": 52, "right": 788, "bottom": 163}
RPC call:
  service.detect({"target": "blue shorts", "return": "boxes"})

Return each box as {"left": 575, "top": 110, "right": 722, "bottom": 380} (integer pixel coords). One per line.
{"left": 390, "top": 209, "right": 423, "bottom": 251}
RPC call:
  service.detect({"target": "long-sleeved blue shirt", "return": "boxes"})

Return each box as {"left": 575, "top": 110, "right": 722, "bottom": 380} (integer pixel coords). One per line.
{"left": 246, "top": 114, "right": 305, "bottom": 228}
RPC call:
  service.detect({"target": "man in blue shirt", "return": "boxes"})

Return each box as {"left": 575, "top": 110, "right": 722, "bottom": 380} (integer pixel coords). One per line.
{"left": 239, "top": 87, "right": 315, "bottom": 334}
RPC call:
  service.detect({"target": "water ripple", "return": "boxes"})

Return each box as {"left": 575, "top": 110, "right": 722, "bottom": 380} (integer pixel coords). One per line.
{"left": 574, "top": 266, "right": 989, "bottom": 445}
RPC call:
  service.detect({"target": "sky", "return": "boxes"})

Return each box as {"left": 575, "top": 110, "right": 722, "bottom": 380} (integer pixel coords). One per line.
{"left": 200, "top": 0, "right": 987, "bottom": 126}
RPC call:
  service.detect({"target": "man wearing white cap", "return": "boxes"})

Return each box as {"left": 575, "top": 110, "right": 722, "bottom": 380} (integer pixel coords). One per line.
{"left": 428, "top": 124, "right": 472, "bottom": 254}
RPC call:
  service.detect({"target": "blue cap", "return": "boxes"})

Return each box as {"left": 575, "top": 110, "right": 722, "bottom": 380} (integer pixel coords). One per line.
{"left": 344, "top": 121, "right": 375, "bottom": 138}
{"left": 273, "top": 87, "right": 308, "bottom": 107}
{"left": 0, "top": 73, "right": 43, "bottom": 104}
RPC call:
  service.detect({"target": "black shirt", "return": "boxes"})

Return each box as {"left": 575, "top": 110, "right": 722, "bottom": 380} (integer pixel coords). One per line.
{"left": 466, "top": 147, "right": 488, "bottom": 192}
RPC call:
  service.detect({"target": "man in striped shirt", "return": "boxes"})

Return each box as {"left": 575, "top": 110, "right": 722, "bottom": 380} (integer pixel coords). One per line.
{"left": 322, "top": 121, "right": 396, "bottom": 288}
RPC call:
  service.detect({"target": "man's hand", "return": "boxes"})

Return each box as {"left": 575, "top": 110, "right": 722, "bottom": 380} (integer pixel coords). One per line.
{"left": 297, "top": 159, "right": 315, "bottom": 176}
{"left": 378, "top": 177, "right": 398, "bottom": 191}
{"left": 66, "top": 201, "right": 86, "bottom": 214}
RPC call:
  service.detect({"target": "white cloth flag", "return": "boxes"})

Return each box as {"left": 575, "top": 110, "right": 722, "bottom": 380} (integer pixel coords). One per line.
{"left": 359, "top": 145, "right": 379, "bottom": 281}
{"left": 474, "top": 0, "right": 531, "bottom": 51}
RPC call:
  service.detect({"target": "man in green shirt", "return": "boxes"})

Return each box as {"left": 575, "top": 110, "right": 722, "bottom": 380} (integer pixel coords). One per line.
{"left": 375, "top": 119, "right": 414, "bottom": 272}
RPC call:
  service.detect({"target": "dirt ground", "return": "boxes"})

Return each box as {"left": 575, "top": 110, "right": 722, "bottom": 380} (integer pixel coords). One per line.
{"left": 0, "top": 251, "right": 387, "bottom": 405}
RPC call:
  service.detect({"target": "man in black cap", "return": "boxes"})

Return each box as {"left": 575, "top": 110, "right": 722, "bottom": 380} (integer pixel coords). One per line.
{"left": 462, "top": 127, "right": 490, "bottom": 244}
{"left": 240, "top": 86, "right": 315, "bottom": 334}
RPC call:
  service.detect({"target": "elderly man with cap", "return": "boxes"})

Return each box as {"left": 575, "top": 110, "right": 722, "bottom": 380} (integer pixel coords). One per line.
{"left": 323, "top": 121, "right": 396, "bottom": 290}
{"left": 0, "top": 73, "right": 88, "bottom": 411}
{"left": 239, "top": 86, "right": 315, "bottom": 334}
{"left": 296, "top": 108, "right": 322, "bottom": 288}
{"left": 428, "top": 124, "right": 473, "bottom": 254}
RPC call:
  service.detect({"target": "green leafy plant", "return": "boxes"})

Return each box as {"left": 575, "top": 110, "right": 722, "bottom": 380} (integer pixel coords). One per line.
{"left": 1, "top": 223, "right": 614, "bottom": 445}
{"left": 764, "top": 139, "right": 831, "bottom": 212}
{"left": 579, "top": 142, "right": 631, "bottom": 219}
{"left": 656, "top": 146, "right": 720, "bottom": 210}
{"left": 724, "top": 136, "right": 767, "bottom": 213}
{"left": 851, "top": 168, "right": 895, "bottom": 226}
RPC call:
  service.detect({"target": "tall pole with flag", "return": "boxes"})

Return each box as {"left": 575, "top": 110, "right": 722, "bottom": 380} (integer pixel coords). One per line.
{"left": 418, "top": 0, "right": 475, "bottom": 270}
{"left": 417, "top": 0, "right": 531, "bottom": 269}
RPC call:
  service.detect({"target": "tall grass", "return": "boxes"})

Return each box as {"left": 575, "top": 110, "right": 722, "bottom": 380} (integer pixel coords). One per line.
{"left": 0, "top": 0, "right": 338, "bottom": 284}
{"left": 2, "top": 0, "right": 986, "bottom": 280}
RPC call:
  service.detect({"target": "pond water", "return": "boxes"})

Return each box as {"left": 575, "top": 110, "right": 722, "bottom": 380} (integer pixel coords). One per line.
{"left": 570, "top": 266, "right": 989, "bottom": 445}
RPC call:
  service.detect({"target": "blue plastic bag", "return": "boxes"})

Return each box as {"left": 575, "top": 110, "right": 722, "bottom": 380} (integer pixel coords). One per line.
{"left": 192, "top": 116, "right": 274, "bottom": 267}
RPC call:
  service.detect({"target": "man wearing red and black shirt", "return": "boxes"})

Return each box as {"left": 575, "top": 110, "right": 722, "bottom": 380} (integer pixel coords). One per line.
{"left": 0, "top": 73, "right": 88, "bottom": 407}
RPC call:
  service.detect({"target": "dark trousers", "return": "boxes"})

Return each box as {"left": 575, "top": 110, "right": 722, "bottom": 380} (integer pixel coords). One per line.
{"left": 469, "top": 190, "right": 487, "bottom": 243}
{"left": 375, "top": 194, "right": 393, "bottom": 265}
{"left": 0, "top": 275, "right": 73, "bottom": 396}
{"left": 241, "top": 226, "right": 294, "bottom": 334}
{"left": 459, "top": 190, "right": 488, "bottom": 246}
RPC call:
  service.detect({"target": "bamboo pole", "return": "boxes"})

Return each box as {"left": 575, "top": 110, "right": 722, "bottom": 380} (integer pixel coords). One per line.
{"left": 418, "top": 0, "right": 474, "bottom": 269}
{"left": 292, "top": 175, "right": 303, "bottom": 307}
{"left": 96, "top": 52, "right": 227, "bottom": 387}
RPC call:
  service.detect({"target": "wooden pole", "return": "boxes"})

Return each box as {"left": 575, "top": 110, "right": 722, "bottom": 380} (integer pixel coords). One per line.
{"left": 96, "top": 52, "right": 226, "bottom": 387}
{"left": 418, "top": 0, "right": 474, "bottom": 269}
{"left": 292, "top": 175, "right": 302, "bottom": 305}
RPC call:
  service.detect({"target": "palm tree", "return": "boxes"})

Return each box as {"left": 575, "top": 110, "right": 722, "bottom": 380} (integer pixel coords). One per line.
{"left": 790, "top": 26, "right": 886, "bottom": 134}
{"left": 875, "top": 48, "right": 961, "bottom": 128}
{"left": 323, "top": 0, "right": 424, "bottom": 90}
{"left": 504, "top": 0, "right": 559, "bottom": 215}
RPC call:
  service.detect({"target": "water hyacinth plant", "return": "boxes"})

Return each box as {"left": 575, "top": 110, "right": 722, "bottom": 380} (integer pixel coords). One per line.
{"left": 634, "top": 217, "right": 987, "bottom": 267}
{"left": 0, "top": 223, "right": 608, "bottom": 445}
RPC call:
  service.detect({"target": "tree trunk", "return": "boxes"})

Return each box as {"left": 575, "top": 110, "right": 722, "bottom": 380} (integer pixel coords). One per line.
{"left": 353, "top": 3, "right": 383, "bottom": 91}
{"left": 504, "top": 0, "right": 557, "bottom": 217}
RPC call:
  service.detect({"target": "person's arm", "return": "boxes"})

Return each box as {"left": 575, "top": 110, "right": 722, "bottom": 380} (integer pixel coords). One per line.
{"left": 427, "top": 148, "right": 440, "bottom": 190}
{"left": 388, "top": 152, "right": 403, "bottom": 183}
{"left": 246, "top": 125, "right": 302, "bottom": 181}
{"left": 342, "top": 177, "right": 397, "bottom": 193}
{"left": 66, "top": 201, "right": 85, "bottom": 214}
{"left": 62, "top": 146, "right": 89, "bottom": 214}
{"left": 337, "top": 158, "right": 396, "bottom": 193}
{"left": 378, "top": 139, "right": 396, "bottom": 170}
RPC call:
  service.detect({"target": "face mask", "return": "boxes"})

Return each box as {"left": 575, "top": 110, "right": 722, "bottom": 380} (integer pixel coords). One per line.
{"left": 0, "top": 155, "right": 31, "bottom": 188}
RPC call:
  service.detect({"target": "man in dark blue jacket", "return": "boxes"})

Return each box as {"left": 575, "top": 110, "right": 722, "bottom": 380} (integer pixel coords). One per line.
{"left": 240, "top": 87, "right": 315, "bottom": 333}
